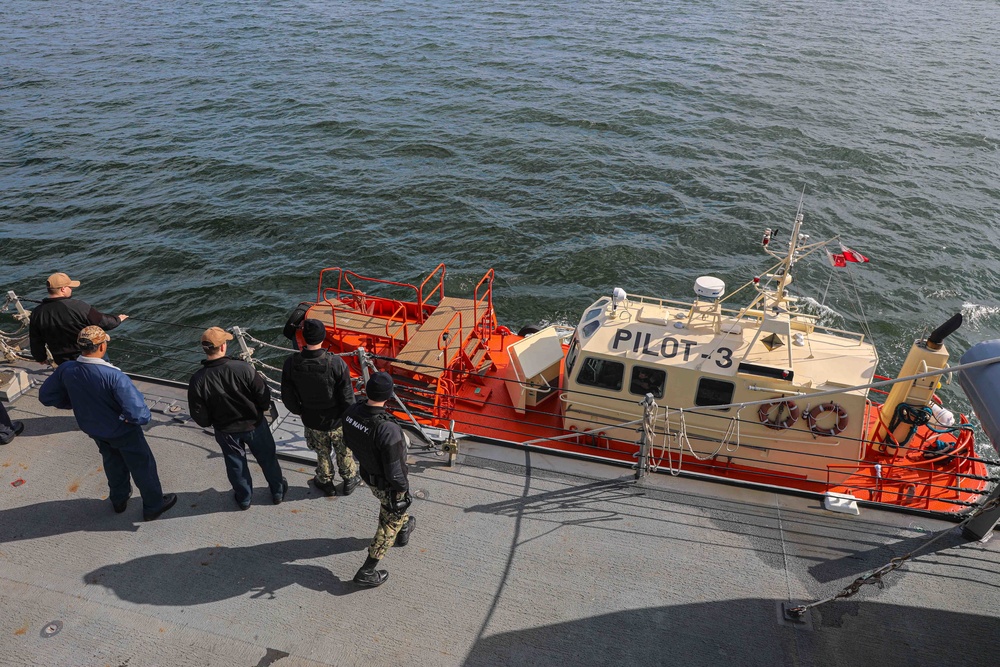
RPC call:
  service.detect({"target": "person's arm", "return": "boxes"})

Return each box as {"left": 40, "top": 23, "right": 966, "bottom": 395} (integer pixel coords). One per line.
{"left": 87, "top": 306, "right": 124, "bottom": 331}
{"left": 115, "top": 374, "right": 151, "bottom": 425}
{"left": 378, "top": 423, "right": 409, "bottom": 492}
{"left": 279, "top": 357, "right": 302, "bottom": 415}
{"left": 187, "top": 375, "right": 213, "bottom": 428}
{"left": 28, "top": 319, "right": 48, "bottom": 363}
{"left": 38, "top": 370, "right": 71, "bottom": 409}
{"left": 333, "top": 357, "right": 356, "bottom": 418}
{"left": 246, "top": 363, "right": 272, "bottom": 413}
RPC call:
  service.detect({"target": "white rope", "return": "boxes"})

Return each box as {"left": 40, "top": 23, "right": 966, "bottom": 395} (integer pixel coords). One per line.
{"left": 678, "top": 409, "right": 731, "bottom": 462}
{"left": 650, "top": 406, "right": 681, "bottom": 476}
{"left": 724, "top": 405, "right": 744, "bottom": 453}
{"left": 240, "top": 330, "right": 356, "bottom": 357}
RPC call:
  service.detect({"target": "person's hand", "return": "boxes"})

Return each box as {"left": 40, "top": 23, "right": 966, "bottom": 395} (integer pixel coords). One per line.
{"left": 118, "top": 314, "right": 129, "bottom": 322}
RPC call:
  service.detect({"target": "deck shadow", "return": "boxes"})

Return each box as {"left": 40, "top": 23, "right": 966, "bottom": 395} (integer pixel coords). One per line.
{"left": 84, "top": 537, "right": 370, "bottom": 605}
{"left": 7, "top": 414, "right": 80, "bottom": 437}
{"left": 808, "top": 526, "right": 975, "bottom": 583}
{"left": 463, "top": 598, "right": 1000, "bottom": 667}
{"left": 0, "top": 487, "right": 323, "bottom": 542}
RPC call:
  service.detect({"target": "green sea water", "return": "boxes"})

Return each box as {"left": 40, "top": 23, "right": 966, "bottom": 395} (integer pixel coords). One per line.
{"left": 2, "top": 0, "right": 999, "bottom": 410}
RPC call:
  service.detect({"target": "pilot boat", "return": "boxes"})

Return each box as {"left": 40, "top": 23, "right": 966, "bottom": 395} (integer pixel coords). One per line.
{"left": 286, "top": 207, "right": 994, "bottom": 516}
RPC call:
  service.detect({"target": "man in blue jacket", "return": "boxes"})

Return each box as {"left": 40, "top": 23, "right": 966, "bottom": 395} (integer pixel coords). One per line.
{"left": 39, "top": 326, "right": 176, "bottom": 521}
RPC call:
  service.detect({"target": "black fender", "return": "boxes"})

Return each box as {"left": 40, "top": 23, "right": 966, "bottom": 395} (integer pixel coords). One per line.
{"left": 283, "top": 303, "right": 310, "bottom": 342}
{"left": 517, "top": 324, "right": 542, "bottom": 337}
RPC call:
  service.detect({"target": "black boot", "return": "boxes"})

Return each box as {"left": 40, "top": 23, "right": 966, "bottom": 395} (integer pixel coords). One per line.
{"left": 342, "top": 474, "right": 362, "bottom": 496}
{"left": 312, "top": 478, "right": 337, "bottom": 497}
{"left": 353, "top": 555, "right": 388, "bottom": 587}
{"left": 394, "top": 516, "right": 416, "bottom": 547}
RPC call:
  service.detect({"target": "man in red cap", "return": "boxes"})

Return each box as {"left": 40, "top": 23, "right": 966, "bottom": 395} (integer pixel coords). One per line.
{"left": 29, "top": 272, "right": 129, "bottom": 365}
{"left": 341, "top": 372, "right": 415, "bottom": 587}
{"left": 188, "top": 327, "right": 287, "bottom": 510}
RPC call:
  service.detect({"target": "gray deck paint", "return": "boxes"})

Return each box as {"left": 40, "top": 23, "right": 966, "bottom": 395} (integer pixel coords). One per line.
{"left": 1, "top": 361, "right": 998, "bottom": 666}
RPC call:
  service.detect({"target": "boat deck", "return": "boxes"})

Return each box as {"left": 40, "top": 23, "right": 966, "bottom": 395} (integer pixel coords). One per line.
{"left": 1, "top": 360, "right": 999, "bottom": 666}
{"left": 395, "top": 296, "right": 483, "bottom": 379}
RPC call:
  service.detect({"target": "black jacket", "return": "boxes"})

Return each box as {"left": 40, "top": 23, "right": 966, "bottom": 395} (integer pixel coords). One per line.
{"left": 29, "top": 296, "right": 122, "bottom": 364}
{"left": 188, "top": 357, "right": 271, "bottom": 433}
{"left": 342, "top": 400, "right": 408, "bottom": 492}
{"left": 280, "top": 349, "right": 355, "bottom": 431}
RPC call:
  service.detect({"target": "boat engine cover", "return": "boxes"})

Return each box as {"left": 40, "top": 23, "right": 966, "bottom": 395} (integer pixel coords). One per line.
{"left": 958, "top": 340, "right": 1000, "bottom": 456}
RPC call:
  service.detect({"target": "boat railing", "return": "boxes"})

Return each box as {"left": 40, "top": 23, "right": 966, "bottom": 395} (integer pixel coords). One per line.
{"left": 621, "top": 292, "right": 868, "bottom": 344}
{"left": 826, "top": 462, "right": 942, "bottom": 511}
{"left": 437, "top": 310, "right": 466, "bottom": 368}
{"left": 386, "top": 302, "right": 410, "bottom": 353}
{"left": 434, "top": 374, "right": 457, "bottom": 424}
{"left": 473, "top": 269, "right": 495, "bottom": 338}
{"left": 418, "top": 263, "right": 447, "bottom": 320}
{"left": 317, "top": 267, "right": 424, "bottom": 321}
{"left": 560, "top": 392, "right": 643, "bottom": 423}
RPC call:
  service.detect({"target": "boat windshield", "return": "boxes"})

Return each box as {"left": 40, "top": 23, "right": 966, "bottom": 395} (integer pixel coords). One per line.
{"left": 583, "top": 298, "right": 610, "bottom": 323}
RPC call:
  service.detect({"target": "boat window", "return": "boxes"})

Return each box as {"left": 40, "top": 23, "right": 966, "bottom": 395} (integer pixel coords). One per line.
{"left": 581, "top": 319, "right": 600, "bottom": 338}
{"left": 695, "top": 378, "right": 734, "bottom": 411}
{"left": 584, "top": 306, "right": 604, "bottom": 322}
{"left": 565, "top": 338, "right": 580, "bottom": 378}
{"left": 629, "top": 366, "right": 666, "bottom": 399}
{"left": 576, "top": 356, "right": 624, "bottom": 392}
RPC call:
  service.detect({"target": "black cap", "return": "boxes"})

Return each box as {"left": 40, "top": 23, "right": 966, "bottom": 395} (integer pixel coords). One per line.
{"left": 366, "top": 372, "right": 394, "bottom": 402}
{"left": 301, "top": 319, "right": 326, "bottom": 345}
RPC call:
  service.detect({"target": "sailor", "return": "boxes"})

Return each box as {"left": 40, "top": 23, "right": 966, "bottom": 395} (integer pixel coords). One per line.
{"left": 0, "top": 403, "right": 25, "bottom": 446}
{"left": 630, "top": 368, "right": 662, "bottom": 397}
{"left": 280, "top": 318, "right": 361, "bottom": 497}
{"left": 341, "top": 372, "right": 415, "bottom": 587}
{"left": 188, "top": 327, "right": 288, "bottom": 510}
{"left": 38, "top": 326, "right": 177, "bottom": 520}
{"left": 28, "top": 272, "right": 129, "bottom": 365}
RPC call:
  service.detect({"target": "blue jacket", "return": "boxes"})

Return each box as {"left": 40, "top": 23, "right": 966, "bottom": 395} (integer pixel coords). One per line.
{"left": 39, "top": 357, "right": 150, "bottom": 440}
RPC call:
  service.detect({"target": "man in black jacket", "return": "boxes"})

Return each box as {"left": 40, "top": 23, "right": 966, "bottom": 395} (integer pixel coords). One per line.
{"left": 280, "top": 319, "right": 361, "bottom": 496}
{"left": 29, "top": 272, "right": 129, "bottom": 365}
{"left": 188, "top": 327, "right": 287, "bottom": 510}
{"left": 342, "top": 372, "right": 415, "bottom": 587}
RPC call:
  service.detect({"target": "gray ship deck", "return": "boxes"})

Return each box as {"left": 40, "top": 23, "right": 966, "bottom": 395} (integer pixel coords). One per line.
{"left": 1, "top": 360, "right": 998, "bottom": 666}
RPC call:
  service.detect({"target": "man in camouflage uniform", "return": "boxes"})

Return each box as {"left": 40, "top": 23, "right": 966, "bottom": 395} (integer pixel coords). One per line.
{"left": 281, "top": 319, "right": 361, "bottom": 496}
{"left": 342, "top": 372, "right": 415, "bottom": 587}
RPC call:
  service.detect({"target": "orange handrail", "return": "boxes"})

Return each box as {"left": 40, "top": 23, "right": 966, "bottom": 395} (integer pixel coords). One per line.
{"left": 437, "top": 311, "right": 465, "bottom": 364}
{"left": 473, "top": 269, "right": 495, "bottom": 337}
{"left": 316, "top": 267, "right": 421, "bottom": 306}
{"left": 418, "top": 264, "right": 446, "bottom": 321}
{"left": 386, "top": 302, "right": 409, "bottom": 350}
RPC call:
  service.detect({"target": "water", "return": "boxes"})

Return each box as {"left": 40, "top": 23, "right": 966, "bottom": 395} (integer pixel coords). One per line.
{"left": 3, "top": 0, "right": 1000, "bottom": 399}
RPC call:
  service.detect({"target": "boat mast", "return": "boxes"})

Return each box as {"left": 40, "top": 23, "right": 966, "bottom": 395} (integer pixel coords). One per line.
{"left": 762, "top": 188, "right": 806, "bottom": 310}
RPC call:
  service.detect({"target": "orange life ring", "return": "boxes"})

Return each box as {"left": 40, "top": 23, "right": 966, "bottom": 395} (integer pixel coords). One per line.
{"left": 758, "top": 400, "right": 801, "bottom": 430}
{"left": 807, "top": 403, "right": 849, "bottom": 437}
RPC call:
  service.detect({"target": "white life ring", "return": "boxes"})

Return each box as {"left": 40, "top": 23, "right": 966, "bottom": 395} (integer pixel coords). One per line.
{"left": 758, "top": 400, "right": 801, "bottom": 430}
{"left": 807, "top": 403, "right": 849, "bottom": 437}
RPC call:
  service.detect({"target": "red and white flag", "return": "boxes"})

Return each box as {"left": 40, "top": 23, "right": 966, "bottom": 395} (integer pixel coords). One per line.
{"left": 840, "top": 245, "right": 869, "bottom": 263}
{"left": 827, "top": 250, "right": 847, "bottom": 268}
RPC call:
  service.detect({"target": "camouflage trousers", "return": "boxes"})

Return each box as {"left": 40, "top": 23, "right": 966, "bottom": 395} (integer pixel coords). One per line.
{"left": 368, "top": 486, "right": 410, "bottom": 560}
{"left": 304, "top": 426, "right": 358, "bottom": 485}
